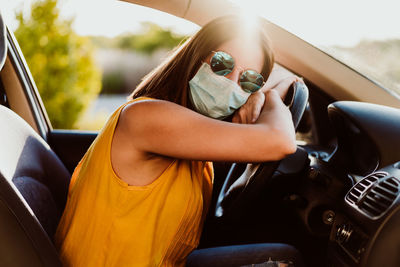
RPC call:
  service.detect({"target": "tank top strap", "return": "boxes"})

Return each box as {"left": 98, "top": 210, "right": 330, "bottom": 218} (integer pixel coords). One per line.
{"left": 124, "top": 96, "right": 155, "bottom": 106}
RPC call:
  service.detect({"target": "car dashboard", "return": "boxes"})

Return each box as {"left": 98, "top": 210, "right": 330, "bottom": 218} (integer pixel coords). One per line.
{"left": 329, "top": 163, "right": 400, "bottom": 266}
{"left": 307, "top": 101, "right": 400, "bottom": 266}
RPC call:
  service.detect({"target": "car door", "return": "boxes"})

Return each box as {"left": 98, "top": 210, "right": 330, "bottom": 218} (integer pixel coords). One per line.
{"left": 3, "top": 27, "right": 96, "bottom": 174}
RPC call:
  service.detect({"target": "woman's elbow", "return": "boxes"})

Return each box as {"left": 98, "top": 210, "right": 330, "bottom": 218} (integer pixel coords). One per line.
{"left": 271, "top": 143, "right": 296, "bottom": 161}
{"left": 281, "top": 138, "right": 297, "bottom": 156}
{"left": 266, "top": 128, "right": 297, "bottom": 161}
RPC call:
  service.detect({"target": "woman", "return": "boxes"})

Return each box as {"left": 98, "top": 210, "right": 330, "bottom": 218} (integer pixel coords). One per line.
{"left": 54, "top": 15, "right": 301, "bottom": 266}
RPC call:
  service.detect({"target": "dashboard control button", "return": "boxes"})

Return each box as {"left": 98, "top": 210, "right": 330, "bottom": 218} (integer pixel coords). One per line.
{"left": 323, "top": 210, "right": 335, "bottom": 225}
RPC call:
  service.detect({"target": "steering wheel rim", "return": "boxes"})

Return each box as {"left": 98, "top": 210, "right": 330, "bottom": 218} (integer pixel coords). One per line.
{"left": 215, "top": 81, "right": 309, "bottom": 218}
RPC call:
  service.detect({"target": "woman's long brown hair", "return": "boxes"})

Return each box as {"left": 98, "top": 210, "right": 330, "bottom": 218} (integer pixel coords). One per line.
{"left": 128, "top": 15, "right": 274, "bottom": 110}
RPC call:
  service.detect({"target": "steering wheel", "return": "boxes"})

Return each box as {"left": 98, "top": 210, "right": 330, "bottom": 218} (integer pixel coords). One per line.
{"left": 215, "top": 81, "right": 309, "bottom": 218}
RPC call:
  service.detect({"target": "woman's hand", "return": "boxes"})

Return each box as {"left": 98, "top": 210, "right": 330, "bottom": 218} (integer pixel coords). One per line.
{"left": 232, "top": 90, "right": 265, "bottom": 124}
{"left": 233, "top": 75, "right": 303, "bottom": 124}
{"left": 269, "top": 76, "right": 303, "bottom": 100}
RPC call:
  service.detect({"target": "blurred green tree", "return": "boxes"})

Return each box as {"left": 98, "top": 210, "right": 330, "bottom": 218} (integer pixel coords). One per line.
{"left": 118, "top": 22, "right": 187, "bottom": 54}
{"left": 14, "top": 0, "right": 101, "bottom": 129}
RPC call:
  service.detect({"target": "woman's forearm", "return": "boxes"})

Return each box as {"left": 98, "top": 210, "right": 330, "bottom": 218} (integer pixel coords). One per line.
{"left": 256, "top": 90, "right": 297, "bottom": 156}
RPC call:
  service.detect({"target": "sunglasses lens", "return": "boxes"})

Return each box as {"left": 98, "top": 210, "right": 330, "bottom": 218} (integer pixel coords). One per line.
{"left": 240, "top": 70, "right": 264, "bottom": 93}
{"left": 210, "top": 51, "right": 234, "bottom": 76}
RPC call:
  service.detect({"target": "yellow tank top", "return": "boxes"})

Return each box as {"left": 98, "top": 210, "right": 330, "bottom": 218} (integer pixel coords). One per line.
{"left": 54, "top": 97, "right": 214, "bottom": 267}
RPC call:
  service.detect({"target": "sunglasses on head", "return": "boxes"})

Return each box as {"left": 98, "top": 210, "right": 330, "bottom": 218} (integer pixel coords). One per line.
{"left": 210, "top": 51, "right": 265, "bottom": 93}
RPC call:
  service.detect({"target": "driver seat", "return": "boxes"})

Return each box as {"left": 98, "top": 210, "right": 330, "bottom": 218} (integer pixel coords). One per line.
{"left": 0, "top": 104, "right": 67, "bottom": 267}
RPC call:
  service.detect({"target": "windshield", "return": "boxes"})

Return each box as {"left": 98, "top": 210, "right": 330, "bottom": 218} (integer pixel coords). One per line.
{"left": 237, "top": 0, "right": 400, "bottom": 96}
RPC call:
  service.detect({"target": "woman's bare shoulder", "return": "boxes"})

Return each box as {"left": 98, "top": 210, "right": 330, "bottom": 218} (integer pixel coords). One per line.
{"left": 112, "top": 99, "right": 177, "bottom": 186}
{"left": 119, "top": 98, "right": 193, "bottom": 132}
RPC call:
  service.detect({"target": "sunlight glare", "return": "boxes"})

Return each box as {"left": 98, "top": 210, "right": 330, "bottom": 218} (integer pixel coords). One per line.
{"left": 230, "top": 1, "right": 263, "bottom": 41}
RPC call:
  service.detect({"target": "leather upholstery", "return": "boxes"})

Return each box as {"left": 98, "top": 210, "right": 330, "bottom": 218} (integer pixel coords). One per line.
{"left": 0, "top": 104, "right": 69, "bottom": 266}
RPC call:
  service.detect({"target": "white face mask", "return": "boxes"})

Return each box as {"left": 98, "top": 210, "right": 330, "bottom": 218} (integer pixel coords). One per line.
{"left": 189, "top": 63, "right": 251, "bottom": 119}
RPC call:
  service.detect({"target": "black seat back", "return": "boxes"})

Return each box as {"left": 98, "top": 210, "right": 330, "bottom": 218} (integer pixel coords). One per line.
{"left": 0, "top": 105, "right": 68, "bottom": 266}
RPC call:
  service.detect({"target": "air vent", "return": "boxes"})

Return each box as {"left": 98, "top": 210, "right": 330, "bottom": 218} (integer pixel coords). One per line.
{"left": 346, "top": 172, "right": 399, "bottom": 219}
{"left": 346, "top": 172, "right": 384, "bottom": 204}
{"left": 359, "top": 178, "right": 399, "bottom": 217}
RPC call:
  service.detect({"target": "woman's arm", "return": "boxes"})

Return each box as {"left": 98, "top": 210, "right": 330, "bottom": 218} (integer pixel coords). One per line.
{"left": 232, "top": 75, "right": 302, "bottom": 124}
{"left": 119, "top": 0, "right": 240, "bottom": 26}
{"left": 118, "top": 89, "right": 296, "bottom": 163}
{"left": 261, "top": 64, "right": 300, "bottom": 95}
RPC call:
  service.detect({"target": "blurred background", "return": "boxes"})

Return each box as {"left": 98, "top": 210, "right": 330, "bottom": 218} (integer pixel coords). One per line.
{"left": 1, "top": 0, "right": 198, "bottom": 130}
{"left": 1, "top": 0, "right": 399, "bottom": 130}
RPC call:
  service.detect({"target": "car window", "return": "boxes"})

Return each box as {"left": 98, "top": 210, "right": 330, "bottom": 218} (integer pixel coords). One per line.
{"left": 4, "top": 0, "right": 312, "bottom": 134}
{"left": 242, "top": 0, "right": 400, "bottom": 96}
{"left": 2, "top": 0, "right": 197, "bottom": 130}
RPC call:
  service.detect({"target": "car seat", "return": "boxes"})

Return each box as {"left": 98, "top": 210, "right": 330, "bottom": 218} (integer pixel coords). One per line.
{"left": 0, "top": 12, "right": 66, "bottom": 267}
{"left": 0, "top": 105, "right": 68, "bottom": 267}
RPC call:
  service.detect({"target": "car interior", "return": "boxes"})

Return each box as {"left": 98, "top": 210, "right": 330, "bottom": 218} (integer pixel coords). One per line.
{"left": 1, "top": 6, "right": 400, "bottom": 267}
